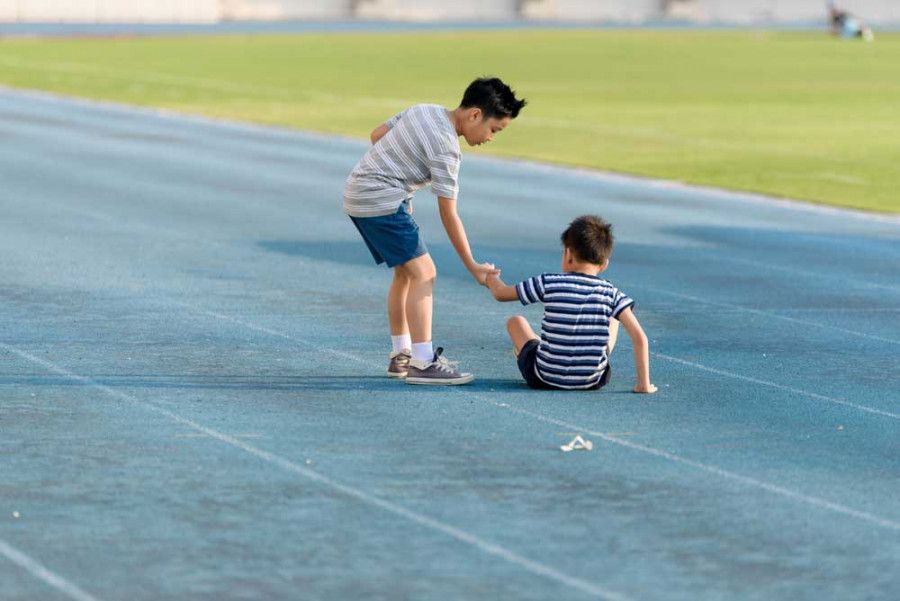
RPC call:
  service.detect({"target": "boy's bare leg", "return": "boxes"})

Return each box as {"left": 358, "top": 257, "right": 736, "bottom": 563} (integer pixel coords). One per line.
{"left": 402, "top": 252, "right": 473, "bottom": 385}
{"left": 384, "top": 266, "right": 414, "bottom": 378}
{"left": 402, "top": 253, "right": 436, "bottom": 344}
{"left": 506, "top": 316, "right": 539, "bottom": 357}
{"left": 607, "top": 318, "right": 620, "bottom": 355}
{"left": 387, "top": 266, "right": 410, "bottom": 336}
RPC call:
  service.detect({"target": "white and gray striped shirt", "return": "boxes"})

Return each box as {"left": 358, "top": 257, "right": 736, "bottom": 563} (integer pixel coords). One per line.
{"left": 343, "top": 104, "right": 461, "bottom": 218}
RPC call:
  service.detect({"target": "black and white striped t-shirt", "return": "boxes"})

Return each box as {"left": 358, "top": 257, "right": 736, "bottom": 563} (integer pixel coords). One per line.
{"left": 343, "top": 104, "right": 460, "bottom": 218}
{"left": 516, "top": 272, "right": 634, "bottom": 390}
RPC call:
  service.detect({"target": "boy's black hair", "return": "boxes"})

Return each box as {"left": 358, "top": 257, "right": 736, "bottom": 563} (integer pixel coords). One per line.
{"left": 560, "top": 215, "right": 614, "bottom": 265}
{"left": 459, "top": 77, "right": 527, "bottom": 120}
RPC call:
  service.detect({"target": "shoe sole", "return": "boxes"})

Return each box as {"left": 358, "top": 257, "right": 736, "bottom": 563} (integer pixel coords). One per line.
{"left": 405, "top": 374, "right": 475, "bottom": 386}
{"left": 386, "top": 370, "right": 408, "bottom": 379}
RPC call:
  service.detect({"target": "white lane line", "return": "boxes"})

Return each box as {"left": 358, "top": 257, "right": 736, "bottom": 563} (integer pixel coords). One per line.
{"left": 172, "top": 304, "right": 367, "bottom": 365}
{"left": 780, "top": 307, "right": 900, "bottom": 314}
{"left": 471, "top": 398, "right": 900, "bottom": 533}
{"left": 4, "top": 84, "right": 896, "bottom": 303}
{"left": 176, "top": 304, "right": 900, "bottom": 530}
{"left": 653, "top": 352, "right": 900, "bottom": 420}
{"left": 0, "top": 539, "right": 103, "bottom": 601}
{"left": 636, "top": 287, "right": 900, "bottom": 345}
{"left": 716, "top": 255, "right": 900, "bottom": 294}
{"left": 0, "top": 342, "right": 626, "bottom": 601}
{"left": 180, "top": 302, "right": 899, "bottom": 422}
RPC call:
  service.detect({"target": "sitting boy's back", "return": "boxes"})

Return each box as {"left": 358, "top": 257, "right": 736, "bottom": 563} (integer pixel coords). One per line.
{"left": 486, "top": 215, "right": 656, "bottom": 393}
{"left": 516, "top": 271, "right": 633, "bottom": 389}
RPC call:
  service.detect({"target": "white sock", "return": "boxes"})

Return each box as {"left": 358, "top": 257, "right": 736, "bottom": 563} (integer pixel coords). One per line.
{"left": 391, "top": 334, "right": 412, "bottom": 354}
{"left": 411, "top": 341, "right": 434, "bottom": 363}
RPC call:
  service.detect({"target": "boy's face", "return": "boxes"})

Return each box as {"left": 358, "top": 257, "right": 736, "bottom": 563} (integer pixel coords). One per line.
{"left": 462, "top": 109, "right": 511, "bottom": 147}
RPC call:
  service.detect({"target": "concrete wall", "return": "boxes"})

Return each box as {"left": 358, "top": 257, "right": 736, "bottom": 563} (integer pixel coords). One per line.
{"left": 541, "top": 1, "right": 666, "bottom": 22}
{"left": 0, "top": 0, "right": 220, "bottom": 22}
{"left": 355, "top": 0, "right": 519, "bottom": 21}
{"left": 0, "top": 0, "right": 897, "bottom": 24}
{"left": 220, "top": 0, "right": 353, "bottom": 20}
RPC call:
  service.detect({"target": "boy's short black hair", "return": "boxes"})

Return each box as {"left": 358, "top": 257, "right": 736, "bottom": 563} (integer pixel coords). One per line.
{"left": 560, "top": 215, "right": 614, "bottom": 265}
{"left": 460, "top": 77, "right": 527, "bottom": 120}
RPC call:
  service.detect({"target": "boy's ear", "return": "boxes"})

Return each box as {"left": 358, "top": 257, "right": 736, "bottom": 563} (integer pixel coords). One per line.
{"left": 467, "top": 107, "right": 483, "bottom": 122}
{"left": 599, "top": 258, "right": 610, "bottom": 272}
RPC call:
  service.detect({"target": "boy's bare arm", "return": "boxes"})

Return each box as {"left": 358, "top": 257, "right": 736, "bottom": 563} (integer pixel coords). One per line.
{"left": 438, "top": 197, "right": 497, "bottom": 285}
{"left": 485, "top": 273, "right": 518, "bottom": 302}
{"left": 370, "top": 123, "right": 391, "bottom": 144}
{"left": 616, "top": 307, "right": 657, "bottom": 394}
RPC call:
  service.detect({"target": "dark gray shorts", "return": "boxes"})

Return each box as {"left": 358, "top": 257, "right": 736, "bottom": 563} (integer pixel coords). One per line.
{"left": 516, "top": 339, "right": 611, "bottom": 391}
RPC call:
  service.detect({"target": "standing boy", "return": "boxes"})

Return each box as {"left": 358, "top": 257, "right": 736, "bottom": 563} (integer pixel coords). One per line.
{"left": 344, "top": 77, "right": 526, "bottom": 385}
{"left": 485, "top": 215, "right": 656, "bottom": 393}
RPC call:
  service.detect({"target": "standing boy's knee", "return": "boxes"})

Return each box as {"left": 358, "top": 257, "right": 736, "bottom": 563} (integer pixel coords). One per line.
{"left": 393, "top": 267, "right": 410, "bottom": 284}
{"left": 402, "top": 254, "right": 437, "bottom": 283}
{"left": 410, "top": 266, "right": 437, "bottom": 284}
{"left": 410, "top": 270, "right": 436, "bottom": 286}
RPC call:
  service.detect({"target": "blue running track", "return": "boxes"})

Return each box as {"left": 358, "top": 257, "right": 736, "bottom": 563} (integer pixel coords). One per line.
{"left": 1, "top": 88, "right": 898, "bottom": 601}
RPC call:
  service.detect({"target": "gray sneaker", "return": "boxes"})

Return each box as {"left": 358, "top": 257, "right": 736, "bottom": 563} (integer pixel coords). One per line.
{"left": 387, "top": 350, "right": 411, "bottom": 378}
{"left": 405, "top": 347, "right": 474, "bottom": 386}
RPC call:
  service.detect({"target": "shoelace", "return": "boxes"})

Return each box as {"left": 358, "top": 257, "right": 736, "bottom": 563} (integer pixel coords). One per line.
{"left": 434, "top": 354, "right": 459, "bottom": 373}
{"left": 431, "top": 348, "right": 459, "bottom": 374}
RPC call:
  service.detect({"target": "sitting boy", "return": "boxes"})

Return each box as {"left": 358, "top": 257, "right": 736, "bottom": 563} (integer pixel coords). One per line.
{"left": 485, "top": 215, "right": 656, "bottom": 393}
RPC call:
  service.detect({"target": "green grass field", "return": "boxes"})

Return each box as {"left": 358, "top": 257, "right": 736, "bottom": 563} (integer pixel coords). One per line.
{"left": 1, "top": 29, "right": 898, "bottom": 212}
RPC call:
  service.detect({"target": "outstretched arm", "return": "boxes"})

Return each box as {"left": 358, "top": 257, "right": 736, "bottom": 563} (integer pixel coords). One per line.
{"left": 438, "top": 196, "right": 497, "bottom": 286}
{"left": 485, "top": 273, "right": 518, "bottom": 302}
{"left": 616, "top": 307, "right": 657, "bottom": 393}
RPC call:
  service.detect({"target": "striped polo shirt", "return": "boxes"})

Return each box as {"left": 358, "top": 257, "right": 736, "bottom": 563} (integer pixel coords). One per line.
{"left": 343, "top": 104, "right": 461, "bottom": 218}
{"left": 516, "top": 272, "right": 635, "bottom": 390}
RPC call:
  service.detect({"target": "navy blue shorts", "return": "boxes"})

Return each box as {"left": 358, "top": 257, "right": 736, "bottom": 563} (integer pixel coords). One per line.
{"left": 516, "top": 339, "right": 611, "bottom": 391}
{"left": 349, "top": 201, "right": 428, "bottom": 268}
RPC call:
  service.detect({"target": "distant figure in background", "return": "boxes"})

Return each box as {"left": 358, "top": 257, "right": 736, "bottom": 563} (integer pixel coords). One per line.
{"left": 828, "top": 2, "right": 874, "bottom": 41}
